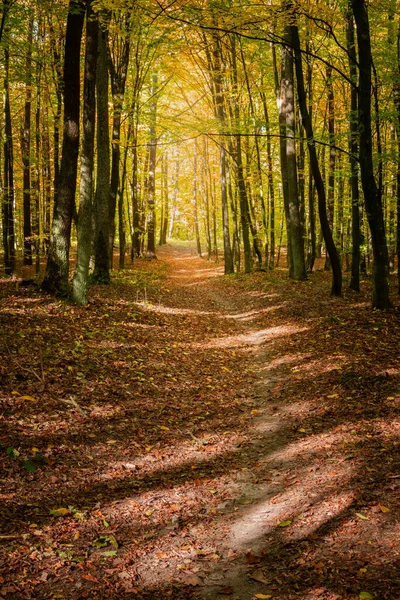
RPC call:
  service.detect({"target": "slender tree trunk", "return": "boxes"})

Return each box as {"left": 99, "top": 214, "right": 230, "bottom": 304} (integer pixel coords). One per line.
{"left": 42, "top": 0, "right": 86, "bottom": 294}
{"left": 261, "top": 91, "right": 275, "bottom": 270}
{"left": 290, "top": 13, "right": 342, "bottom": 295}
{"left": 108, "top": 21, "right": 130, "bottom": 268}
{"left": 394, "top": 16, "right": 400, "bottom": 294}
{"left": 34, "top": 58, "right": 42, "bottom": 273}
{"left": 3, "top": 42, "right": 15, "bottom": 275}
{"left": 49, "top": 19, "right": 63, "bottom": 199}
{"left": 72, "top": 5, "right": 98, "bottom": 304}
{"left": 202, "top": 138, "right": 212, "bottom": 259}
{"left": 209, "top": 33, "right": 233, "bottom": 274}
{"left": 169, "top": 151, "right": 179, "bottom": 240}
{"left": 146, "top": 73, "right": 158, "bottom": 258}
{"left": 131, "top": 123, "right": 141, "bottom": 257}
{"left": 347, "top": 7, "right": 361, "bottom": 292}
{"left": 240, "top": 41, "right": 268, "bottom": 267}
{"left": 193, "top": 139, "right": 202, "bottom": 256}
{"left": 93, "top": 19, "right": 111, "bottom": 283}
{"left": 42, "top": 90, "right": 52, "bottom": 244}
{"left": 21, "top": 15, "right": 34, "bottom": 265}
{"left": 351, "top": 0, "right": 391, "bottom": 309}
{"left": 325, "top": 65, "right": 336, "bottom": 270}
{"left": 306, "top": 42, "right": 316, "bottom": 272}
{"left": 161, "top": 152, "right": 169, "bottom": 244}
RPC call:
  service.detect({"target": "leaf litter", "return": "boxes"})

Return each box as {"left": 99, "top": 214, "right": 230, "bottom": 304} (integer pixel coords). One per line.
{"left": 0, "top": 246, "right": 400, "bottom": 599}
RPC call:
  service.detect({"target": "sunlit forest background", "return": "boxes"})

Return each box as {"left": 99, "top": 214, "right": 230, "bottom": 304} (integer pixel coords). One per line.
{"left": 1, "top": 0, "right": 400, "bottom": 308}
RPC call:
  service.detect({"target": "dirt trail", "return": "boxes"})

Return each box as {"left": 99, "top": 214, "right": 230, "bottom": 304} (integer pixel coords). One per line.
{"left": 1, "top": 244, "right": 400, "bottom": 600}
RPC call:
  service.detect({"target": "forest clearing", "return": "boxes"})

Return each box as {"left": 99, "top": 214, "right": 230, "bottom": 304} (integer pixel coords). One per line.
{"left": 1, "top": 245, "right": 400, "bottom": 600}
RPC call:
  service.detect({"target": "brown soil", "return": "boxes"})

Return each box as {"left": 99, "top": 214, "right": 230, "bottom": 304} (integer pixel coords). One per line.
{"left": 1, "top": 245, "right": 400, "bottom": 600}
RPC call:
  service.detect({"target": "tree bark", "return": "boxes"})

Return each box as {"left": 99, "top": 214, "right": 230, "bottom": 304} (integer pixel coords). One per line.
{"left": 351, "top": 0, "right": 391, "bottom": 309}
{"left": 93, "top": 19, "right": 111, "bottom": 283}
{"left": 108, "top": 17, "right": 130, "bottom": 268}
{"left": 72, "top": 5, "right": 98, "bottom": 304}
{"left": 3, "top": 41, "right": 15, "bottom": 275}
{"left": 146, "top": 73, "right": 158, "bottom": 258}
{"left": 42, "top": 0, "right": 86, "bottom": 294}
{"left": 347, "top": 6, "right": 361, "bottom": 292}
{"left": 193, "top": 139, "right": 202, "bottom": 257}
{"left": 207, "top": 32, "right": 233, "bottom": 274}
{"left": 281, "top": 22, "right": 307, "bottom": 281}
{"left": 290, "top": 14, "right": 342, "bottom": 295}
{"left": 22, "top": 15, "right": 34, "bottom": 266}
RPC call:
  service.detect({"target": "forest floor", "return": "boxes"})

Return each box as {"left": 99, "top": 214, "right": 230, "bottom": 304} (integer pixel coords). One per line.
{"left": 1, "top": 245, "right": 400, "bottom": 600}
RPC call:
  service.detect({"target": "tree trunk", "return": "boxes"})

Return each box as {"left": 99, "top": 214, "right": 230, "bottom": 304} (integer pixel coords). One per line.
{"left": 260, "top": 92, "right": 275, "bottom": 270}
{"left": 3, "top": 42, "right": 15, "bottom": 276}
{"left": 72, "top": 5, "right": 98, "bottom": 304}
{"left": 290, "top": 14, "right": 342, "bottom": 295}
{"left": 347, "top": 6, "right": 361, "bottom": 292}
{"left": 22, "top": 15, "right": 34, "bottom": 266}
{"left": 351, "top": 0, "right": 391, "bottom": 309}
{"left": 281, "top": 22, "right": 307, "bottom": 281}
{"left": 273, "top": 40, "right": 292, "bottom": 275}
{"left": 394, "top": 15, "right": 400, "bottom": 294}
{"left": 42, "top": 0, "right": 86, "bottom": 294}
{"left": 93, "top": 19, "right": 111, "bottom": 283}
{"left": 146, "top": 73, "right": 158, "bottom": 258}
{"left": 325, "top": 65, "right": 336, "bottom": 270}
{"left": 108, "top": 18, "right": 130, "bottom": 268}
{"left": 161, "top": 152, "right": 169, "bottom": 244}
{"left": 306, "top": 42, "right": 316, "bottom": 272}
{"left": 209, "top": 33, "right": 233, "bottom": 274}
{"left": 49, "top": 18, "right": 63, "bottom": 199}
{"left": 193, "top": 139, "right": 202, "bottom": 256}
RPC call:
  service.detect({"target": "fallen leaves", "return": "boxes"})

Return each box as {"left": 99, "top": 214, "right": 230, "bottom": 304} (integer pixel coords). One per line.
{"left": 278, "top": 519, "right": 292, "bottom": 527}
{"left": 185, "top": 575, "right": 203, "bottom": 586}
{"left": 356, "top": 513, "right": 370, "bottom": 521}
{"left": 2, "top": 247, "right": 400, "bottom": 600}
{"left": 49, "top": 507, "right": 70, "bottom": 517}
{"left": 249, "top": 569, "right": 271, "bottom": 585}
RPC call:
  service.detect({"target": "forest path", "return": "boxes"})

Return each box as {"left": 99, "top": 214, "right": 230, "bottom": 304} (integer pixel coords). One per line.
{"left": 1, "top": 244, "right": 400, "bottom": 600}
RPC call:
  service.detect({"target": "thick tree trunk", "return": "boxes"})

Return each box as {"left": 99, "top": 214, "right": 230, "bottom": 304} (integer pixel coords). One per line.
{"left": 209, "top": 33, "right": 233, "bottom": 274}
{"left": 273, "top": 41, "right": 292, "bottom": 275}
{"left": 42, "top": 0, "right": 86, "bottom": 294}
{"left": 281, "top": 24, "right": 307, "bottom": 281}
{"left": 351, "top": 0, "right": 391, "bottom": 309}
{"left": 72, "top": 5, "right": 98, "bottom": 304}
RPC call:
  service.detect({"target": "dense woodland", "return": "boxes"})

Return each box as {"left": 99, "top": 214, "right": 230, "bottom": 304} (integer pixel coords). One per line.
{"left": 1, "top": 0, "right": 400, "bottom": 308}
